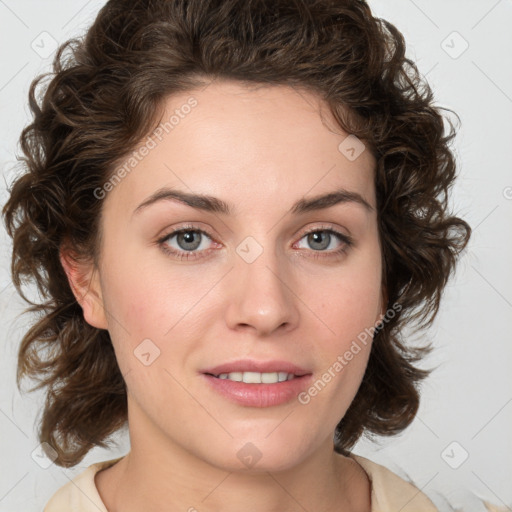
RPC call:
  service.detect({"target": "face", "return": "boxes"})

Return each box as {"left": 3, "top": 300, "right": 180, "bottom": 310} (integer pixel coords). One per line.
{"left": 72, "top": 80, "right": 384, "bottom": 473}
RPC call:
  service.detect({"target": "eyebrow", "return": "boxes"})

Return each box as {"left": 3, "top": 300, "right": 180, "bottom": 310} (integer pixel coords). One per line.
{"left": 133, "top": 187, "right": 374, "bottom": 217}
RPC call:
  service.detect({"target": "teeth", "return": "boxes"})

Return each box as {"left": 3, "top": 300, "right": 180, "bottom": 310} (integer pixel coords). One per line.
{"left": 279, "top": 372, "right": 290, "bottom": 382}
{"left": 215, "top": 371, "right": 296, "bottom": 383}
{"left": 243, "top": 371, "right": 262, "bottom": 383}
{"left": 262, "top": 372, "right": 278, "bottom": 383}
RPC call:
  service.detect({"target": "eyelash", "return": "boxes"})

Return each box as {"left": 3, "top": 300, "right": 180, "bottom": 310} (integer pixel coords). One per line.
{"left": 156, "top": 223, "right": 354, "bottom": 262}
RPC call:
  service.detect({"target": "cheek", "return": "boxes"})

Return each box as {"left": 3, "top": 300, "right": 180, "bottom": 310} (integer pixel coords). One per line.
{"left": 300, "top": 270, "right": 380, "bottom": 420}
{"left": 100, "top": 252, "right": 200, "bottom": 340}
{"left": 98, "top": 252, "right": 218, "bottom": 388}
{"left": 318, "top": 258, "right": 382, "bottom": 344}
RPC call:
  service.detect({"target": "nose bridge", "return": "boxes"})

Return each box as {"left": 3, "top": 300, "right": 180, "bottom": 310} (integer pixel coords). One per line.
{"left": 224, "top": 234, "right": 299, "bottom": 335}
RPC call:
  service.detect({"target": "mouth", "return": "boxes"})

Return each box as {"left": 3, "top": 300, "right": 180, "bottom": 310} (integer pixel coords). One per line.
{"left": 201, "top": 360, "right": 312, "bottom": 407}
{"left": 201, "top": 359, "right": 311, "bottom": 382}
{"left": 206, "top": 371, "right": 300, "bottom": 384}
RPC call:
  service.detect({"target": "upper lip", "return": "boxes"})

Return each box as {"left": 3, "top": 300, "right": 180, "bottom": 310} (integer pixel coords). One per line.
{"left": 202, "top": 359, "right": 311, "bottom": 376}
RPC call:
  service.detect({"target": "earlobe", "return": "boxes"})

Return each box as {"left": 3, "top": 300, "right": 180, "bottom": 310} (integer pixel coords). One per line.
{"left": 59, "top": 247, "right": 108, "bottom": 330}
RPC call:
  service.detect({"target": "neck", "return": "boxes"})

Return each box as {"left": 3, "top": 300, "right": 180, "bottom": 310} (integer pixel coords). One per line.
{"left": 95, "top": 401, "right": 371, "bottom": 512}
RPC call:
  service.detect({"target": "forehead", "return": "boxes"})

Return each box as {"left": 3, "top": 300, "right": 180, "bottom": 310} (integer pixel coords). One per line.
{"left": 103, "top": 80, "right": 376, "bottom": 218}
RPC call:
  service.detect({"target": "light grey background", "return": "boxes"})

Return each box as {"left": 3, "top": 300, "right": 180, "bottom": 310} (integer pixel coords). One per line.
{"left": 0, "top": 1, "right": 511, "bottom": 511}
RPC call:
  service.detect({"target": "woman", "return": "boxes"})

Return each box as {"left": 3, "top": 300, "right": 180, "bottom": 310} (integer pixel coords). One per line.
{"left": 2, "top": 0, "right": 472, "bottom": 511}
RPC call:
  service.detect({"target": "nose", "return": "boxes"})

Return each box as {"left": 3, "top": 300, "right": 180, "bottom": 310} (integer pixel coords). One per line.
{"left": 224, "top": 242, "right": 300, "bottom": 337}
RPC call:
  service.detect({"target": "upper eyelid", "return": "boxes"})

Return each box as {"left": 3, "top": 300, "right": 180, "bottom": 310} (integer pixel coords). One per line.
{"left": 159, "top": 224, "right": 216, "bottom": 242}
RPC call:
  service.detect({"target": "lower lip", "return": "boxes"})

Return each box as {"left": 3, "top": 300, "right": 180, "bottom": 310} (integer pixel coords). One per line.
{"left": 202, "top": 374, "right": 313, "bottom": 407}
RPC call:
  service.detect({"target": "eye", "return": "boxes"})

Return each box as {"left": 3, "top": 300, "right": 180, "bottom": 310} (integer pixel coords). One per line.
{"left": 157, "top": 224, "right": 353, "bottom": 262}
{"left": 158, "top": 226, "right": 216, "bottom": 261}
{"left": 294, "top": 226, "right": 353, "bottom": 259}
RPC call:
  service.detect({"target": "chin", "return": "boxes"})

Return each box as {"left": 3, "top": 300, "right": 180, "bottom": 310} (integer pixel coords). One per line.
{"left": 197, "top": 433, "right": 318, "bottom": 474}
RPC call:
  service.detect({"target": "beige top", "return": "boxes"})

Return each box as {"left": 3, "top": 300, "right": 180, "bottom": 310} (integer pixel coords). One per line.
{"left": 43, "top": 453, "right": 439, "bottom": 512}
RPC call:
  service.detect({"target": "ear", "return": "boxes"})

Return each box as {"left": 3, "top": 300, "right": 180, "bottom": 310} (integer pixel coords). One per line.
{"left": 59, "top": 245, "right": 108, "bottom": 330}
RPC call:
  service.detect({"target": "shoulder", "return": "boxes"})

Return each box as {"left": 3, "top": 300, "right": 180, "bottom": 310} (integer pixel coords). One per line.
{"left": 43, "top": 453, "right": 440, "bottom": 512}
{"left": 43, "top": 457, "right": 124, "bottom": 512}
{"left": 349, "top": 453, "right": 439, "bottom": 512}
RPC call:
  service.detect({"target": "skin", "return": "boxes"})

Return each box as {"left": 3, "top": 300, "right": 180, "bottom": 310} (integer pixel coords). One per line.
{"left": 61, "top": 80, "right": 385, "bottom": 512}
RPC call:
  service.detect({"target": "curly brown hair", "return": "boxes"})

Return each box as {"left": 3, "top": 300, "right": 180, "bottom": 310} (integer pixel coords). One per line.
{"left": 2, "top": 0, "right": 471, "bottom": 468}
